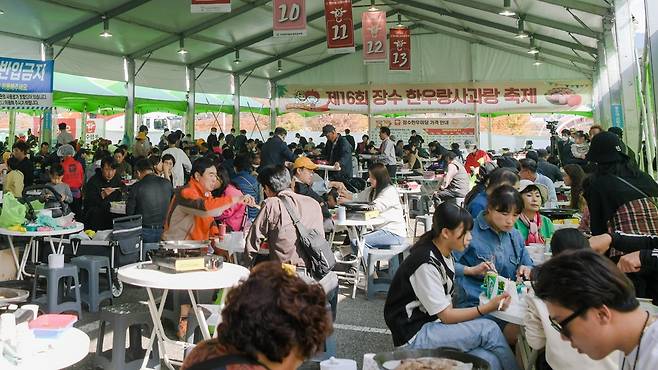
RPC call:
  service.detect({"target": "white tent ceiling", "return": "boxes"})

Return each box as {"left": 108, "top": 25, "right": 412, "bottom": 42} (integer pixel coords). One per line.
{"left": 0, "top": 0, "right": 608, "bottom": 98}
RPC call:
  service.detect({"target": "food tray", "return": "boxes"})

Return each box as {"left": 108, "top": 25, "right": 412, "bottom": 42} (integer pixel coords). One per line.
{"left": 342, "top": 201, "right": 371, "bottom": 211}
{"left": 160, "top": 240, "right": 210, "bottom": 250}
{"left": 29, "top": 314, "right": 77, "bottom": 338}
{"left": 0, "top": 288, "right": 30, "bottom": 306}
{"left": 374, "top": 348, "right": 491, "bottom": 370}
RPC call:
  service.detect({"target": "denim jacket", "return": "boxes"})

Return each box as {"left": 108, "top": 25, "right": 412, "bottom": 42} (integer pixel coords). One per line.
{"left": 453, "top": 211, "right": 534, "bottom": 308}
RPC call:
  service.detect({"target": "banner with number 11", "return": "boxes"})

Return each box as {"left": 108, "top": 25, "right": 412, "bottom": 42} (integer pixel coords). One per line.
{"left": 324, "top": 0, "right": 355, "bottom": 54}
{"left": 273, "top": 0, "right": 306, "bottom": 37}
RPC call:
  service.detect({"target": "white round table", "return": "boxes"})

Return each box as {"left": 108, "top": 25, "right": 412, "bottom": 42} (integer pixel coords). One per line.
{"left": 0, "top": 222, "right": 85, "bottom": 280}
{"left": 3, "top": 328, "right": 90, "bottom": 369}
{"left": 118, "top": 261, "right": 249, "bottom": 370}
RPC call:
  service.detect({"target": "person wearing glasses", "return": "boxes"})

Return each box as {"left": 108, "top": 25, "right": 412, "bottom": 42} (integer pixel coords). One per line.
{"left": 524, "top": 229, "right": 618, "bottom": 370}
{"left": 533, "top": 249, "right": 658, "bottom": 370}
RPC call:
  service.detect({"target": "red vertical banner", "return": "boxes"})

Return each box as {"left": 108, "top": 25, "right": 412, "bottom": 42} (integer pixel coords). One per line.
{"left": 191, "top": 0, "right": 230, "bottom": 13}
{"left": 273, "top": 0, "right": 307, "bottom": 37}
{"left": 361, "top": 10, "right": 387, "bottom": 64}
{"left": 324, "top": 0, "right": 355, "bottom": 54}
{"left": 389, "top": 27, "right": 411, "bottom": 71}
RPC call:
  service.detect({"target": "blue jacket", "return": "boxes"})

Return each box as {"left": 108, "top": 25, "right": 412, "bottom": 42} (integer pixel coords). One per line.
{"left": 453, "top": 211, "right": 534, "bottom": 308}
{"left": 231, "top": 170, "right": 260, "bottom": 220}
{"left": 466, "top": 191, "right": 487, "bottom": 219}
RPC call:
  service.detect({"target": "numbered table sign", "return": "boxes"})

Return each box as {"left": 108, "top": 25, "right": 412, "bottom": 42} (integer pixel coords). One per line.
{"left": 273, "top": 0, "right": 306, "bottom": 37}
{"left": 361, "top": 10, "right": 387, "bottom": 64}
{"left": 389, "top": 27, "right": 411, "bottom": 71}
{"left": 324, "top": 0, "right": 355, "bottom": 54}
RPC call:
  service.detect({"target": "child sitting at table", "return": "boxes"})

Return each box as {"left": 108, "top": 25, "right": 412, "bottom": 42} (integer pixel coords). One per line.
{"left": 47, "top": 163, "right": 73, "bottom": 205}
{"left": 524, "top": 229, "right": 619, "bottom": 370}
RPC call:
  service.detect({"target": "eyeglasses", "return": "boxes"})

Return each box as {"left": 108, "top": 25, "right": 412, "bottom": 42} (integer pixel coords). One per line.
{"left": 550, "top": 306, "right": 588, "bottom": 338}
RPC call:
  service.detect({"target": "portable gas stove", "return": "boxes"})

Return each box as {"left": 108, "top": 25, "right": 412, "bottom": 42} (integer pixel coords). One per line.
{"left": 150, "top": 240, "right": 223, "bottom": 273}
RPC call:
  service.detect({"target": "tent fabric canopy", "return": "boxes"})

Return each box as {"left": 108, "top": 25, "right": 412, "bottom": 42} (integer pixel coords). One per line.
{"left": 0, "top": 0, "right": 605, "bottom": 101}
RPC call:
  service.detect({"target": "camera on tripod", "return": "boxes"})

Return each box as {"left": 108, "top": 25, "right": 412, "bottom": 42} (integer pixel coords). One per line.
{"left": 545, "top": 120, "right": 559, "bottom": 136}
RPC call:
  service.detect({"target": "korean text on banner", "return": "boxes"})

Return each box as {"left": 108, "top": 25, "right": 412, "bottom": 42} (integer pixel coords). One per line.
{"left": 324, "top": 0, "right": 355, "bottom": 54}
{"left": 0, "top": 57, "right": 54, "bottom": 110}
{"left": 362, "top": 10, "right": 387, "bottom": 64}
{"left": 370, "top": 117, "right": 477, "bottom": 149}
{"left": 274, "top": 0, "right": 307, "bottom": 37}
{"left": 278, "top": 81, "right": 592, "bottom": 114}
{"left": 389, "top": 27, "right": 411, "bottom": 71}
{"left": 191, "top": 0, "right": 230, "bottom": 13}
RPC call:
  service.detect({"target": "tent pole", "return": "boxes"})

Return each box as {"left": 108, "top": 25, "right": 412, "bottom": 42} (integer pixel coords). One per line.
{"left": 603, "top": 19, "right": 624, "bottom": 129}
{"left": 81, "top": 106, "right": 87, "bottom": 144}
{"left": 614, "top": 0, "right": 641, "bottom": 154}
{"left": 269, "top": 80, "right": 277, "bottom": 132}
{"left": 487, "top": 115, "right": 493, "bottom": 151}
{"left": 597, "top": 43, "right": 612, "bottom": 128}
{"left": 186, "top": 66, "right": 196, "bottom": 139}
{"left": 41, "top": 43, "right": 54, "bottom": 146}
{"left": 124, "top": 57, "right": 136, "bottom": 147}
{"left": 232, "top": 73, "right": 241, "bottom": 131}
{"left": 645, "top": 0, "right": 658, "bottom": 159}
{"left": 8, "top": 110, "right": 16, "bottom": 148}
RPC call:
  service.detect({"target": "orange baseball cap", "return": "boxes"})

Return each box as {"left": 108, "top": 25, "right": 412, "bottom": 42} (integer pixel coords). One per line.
{"left": 293, "top": 156, "right": 318, "bottom": 170}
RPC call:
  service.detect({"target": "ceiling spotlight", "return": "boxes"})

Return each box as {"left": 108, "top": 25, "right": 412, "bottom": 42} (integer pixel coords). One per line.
{"left": 277, "top": 60, "right": 283, "bottom": 73}
{"left": 533, "top": 54, "right": 542, "bottom": 66}
{"left": 0, "top": 9, "right": 5, "bottom": 15}
{"left": 527, "top": 37, "right": 539, "bottom": 54}
{"left": 515, "top": 18, "right": 528, "bottom": 39}
{"left": 177, "top": 38, "right": 188, "bottom": 55}
{"left": 100, "top": 16, "right": 112, "bottom": 38}
{"left": 233, "top": 50, "right": 240, "bottom": 64}
{"left": 498, "top": 0, "right": 515, "bottom": 16}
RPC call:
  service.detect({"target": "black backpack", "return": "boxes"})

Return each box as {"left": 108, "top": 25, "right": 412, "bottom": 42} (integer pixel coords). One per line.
{"left": 279, "top": 196, "right": 336, "bottom": 280}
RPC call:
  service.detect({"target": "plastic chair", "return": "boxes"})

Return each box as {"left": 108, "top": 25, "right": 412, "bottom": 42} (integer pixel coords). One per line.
{"left": 71, "top": 255, "right": 113, "bottom": 312}
{"left": 366, "top": 244, "right": 409, "bottom": 299}
{"left": 31, "top": 263, "right": 82, "bottom": 316}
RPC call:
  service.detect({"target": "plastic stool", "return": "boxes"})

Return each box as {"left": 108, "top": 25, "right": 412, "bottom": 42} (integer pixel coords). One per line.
{"left": 95, "top": 302, "right": 159, "bottom": 370}
{"left": 414, "top": 214, "right": 434, "bottom": 237}
{"left": 31, "top": 263, "right": 82, "bottom": 316}
{"left": 71, "top": 256, "right": 113, "bottom": 312}
{"left": 366, "top": 245, "right": 409, "bottom": 299}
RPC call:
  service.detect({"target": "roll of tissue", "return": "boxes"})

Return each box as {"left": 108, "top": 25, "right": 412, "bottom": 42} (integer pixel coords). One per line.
{"left": 320, "top": 357, "right": 357, "bottom": 370}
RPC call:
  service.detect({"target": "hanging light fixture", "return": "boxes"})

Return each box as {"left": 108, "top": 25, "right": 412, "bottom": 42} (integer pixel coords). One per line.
{"left": 498, "top": 0, "right": 515, "bottom": 16}
{"left": 527, "top": 37, "right": 539, "bottom": 54}
{"left": 233, "top": 50, "right": 241, "bottom": 64}
{"left": 515, "top": 18, "right": 528, "bottom": 39}
{"left": 100, "top": 16, "right": 112, "bottom": 38}
{"left": 277, "top": 60, "right": 283, "bottom": 73}
{"left": 368, "top": 0, "right": 378, "bottom": 11}
{"left": 396, "top": 13, "right": 404, "bottom": 28}
{"left": 0, "top": 9, "right": 5, "bottom": 15}
{"left": 533, "top": 54, "right": 542, "bottom": 66}
{"left": 177, "top": 38, "right": 188, "bottom": 55}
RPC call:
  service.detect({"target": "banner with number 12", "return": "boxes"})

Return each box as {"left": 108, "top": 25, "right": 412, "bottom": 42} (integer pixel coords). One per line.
{"left": 324, "top": 0, "right": 355, "bottom": 54}
{"left": 389, "top": 27, "right": 411, "bottom": 71}
{"left": 273, "top": 0, "right": 306, "bottom": 37}
{"left": 361, "top": 10, "right": 387, "bottom": 64}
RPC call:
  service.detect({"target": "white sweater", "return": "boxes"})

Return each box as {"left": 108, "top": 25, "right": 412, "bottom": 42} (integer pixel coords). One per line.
{"left": 355, "top": 185, "right": 407, "bottom": 237}
{"left": 524, "top": 296, "right": 619, "bottom": 370}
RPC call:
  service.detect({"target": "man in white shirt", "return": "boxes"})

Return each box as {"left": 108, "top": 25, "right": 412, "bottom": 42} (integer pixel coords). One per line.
{"left": 378, "top": 126, "right": 397, "bottom": 178}
{"left": 56, "top": 122, "right": 74, "bottom": 146}
{"left": 533, "top": 250, "right": 657, "bottom": 370}
{"left": 162, "top": 133, "right": 192, "bottom": 188}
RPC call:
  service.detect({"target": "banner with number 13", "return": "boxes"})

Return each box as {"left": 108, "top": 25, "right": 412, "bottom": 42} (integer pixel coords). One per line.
{"left": 324, "top": 0, "right": 355, "bottom": 54}
{"left": 273, "top": 0, "right": 306, "bottom": 37}
{"left": 389, "top": 27, "right": 411, "bottom": 71}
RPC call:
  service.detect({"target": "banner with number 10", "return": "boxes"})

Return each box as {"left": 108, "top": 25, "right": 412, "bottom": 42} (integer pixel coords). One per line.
{"left": 273, "top": 0, "right": 306, "bottom": 37}
{"left": 324, "top": 0, "right": 355, "bottom": 54}
{"left": 361, "top": 10, "right": 387, "bottom": 64}
{"left": 389, "top": 27, "right": 411, "bottom": 71}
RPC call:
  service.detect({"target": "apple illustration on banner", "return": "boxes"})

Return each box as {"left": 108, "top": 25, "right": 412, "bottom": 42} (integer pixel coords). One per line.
{"left": 545, "top": 86, "right": 582, "bottom": 107}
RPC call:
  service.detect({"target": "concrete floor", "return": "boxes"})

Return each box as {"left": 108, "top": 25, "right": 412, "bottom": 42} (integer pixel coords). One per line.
{"left": 66, "top": 278, "right": 394, "bottom": 369}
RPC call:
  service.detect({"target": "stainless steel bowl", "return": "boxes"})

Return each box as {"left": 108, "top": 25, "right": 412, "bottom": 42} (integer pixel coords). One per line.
{"left": 159, "top": 240, "right": 210, "bottom": 250}
{"left": 374, "top": 348, "right": 491, "bottom": 370}
{"left": 0, "top": 288, "right": 30, "bottom": 307}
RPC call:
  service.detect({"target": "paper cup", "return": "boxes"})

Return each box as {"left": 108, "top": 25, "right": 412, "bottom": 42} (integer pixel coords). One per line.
{"left": 337, "top": 206, "right": 346, "bottom": 222}
{"left": 48, "top": 254, "right": 64, "bottom": 269}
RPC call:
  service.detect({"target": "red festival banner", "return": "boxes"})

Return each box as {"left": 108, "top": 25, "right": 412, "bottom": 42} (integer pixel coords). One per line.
{"left": 273, "top": 0, "right": 307, "bottom": 37}
{"left": 361, "top": 10, "right": 387, "bottom": 64}
{"left": 324, "top": 0, "right": 355, "bottom": 54}
{"left": 191, "top": 0, "right": 230, "bottom": 13}
{"left": 389, "top": 27, "right": 411, "bottom": 71}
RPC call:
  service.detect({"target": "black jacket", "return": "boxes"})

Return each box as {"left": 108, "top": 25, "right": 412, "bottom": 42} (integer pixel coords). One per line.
{"left": 207, "top": 133, "right": 219, "bottom": 148}
{"left": 322, "top": 135, "right": 353, "bottom": 180}
{"left": 537, "top": 159, "right": 563, "bottom": 182}
{"left": 83, "top": 173, "right": 124, "bottom": 230}
{"left": 344, "top": 134, "right": 356, "bottom": 151}
{"left": 16, "top": 157, "right": 34, "bottom": 186}
{"left": 126, "top": 174, "right": 173, "bottom": 227}
{"left": 611, "top": 232, "right": 658, "bottom": 272}
{"left": 260, "top": 136, "right": 295, "bottom": 171}
{"left": 294, "top": 181, "right": 331, "bottom": 219}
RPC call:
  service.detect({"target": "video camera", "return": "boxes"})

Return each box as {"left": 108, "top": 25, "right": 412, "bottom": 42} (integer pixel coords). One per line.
{"left": 546, "top": 120, "right": 559, "bottom": 136}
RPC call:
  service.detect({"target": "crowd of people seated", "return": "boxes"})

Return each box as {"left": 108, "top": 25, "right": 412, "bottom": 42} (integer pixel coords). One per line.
{"left": 2, "top": 121, "right": 658, "bottom": 370}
